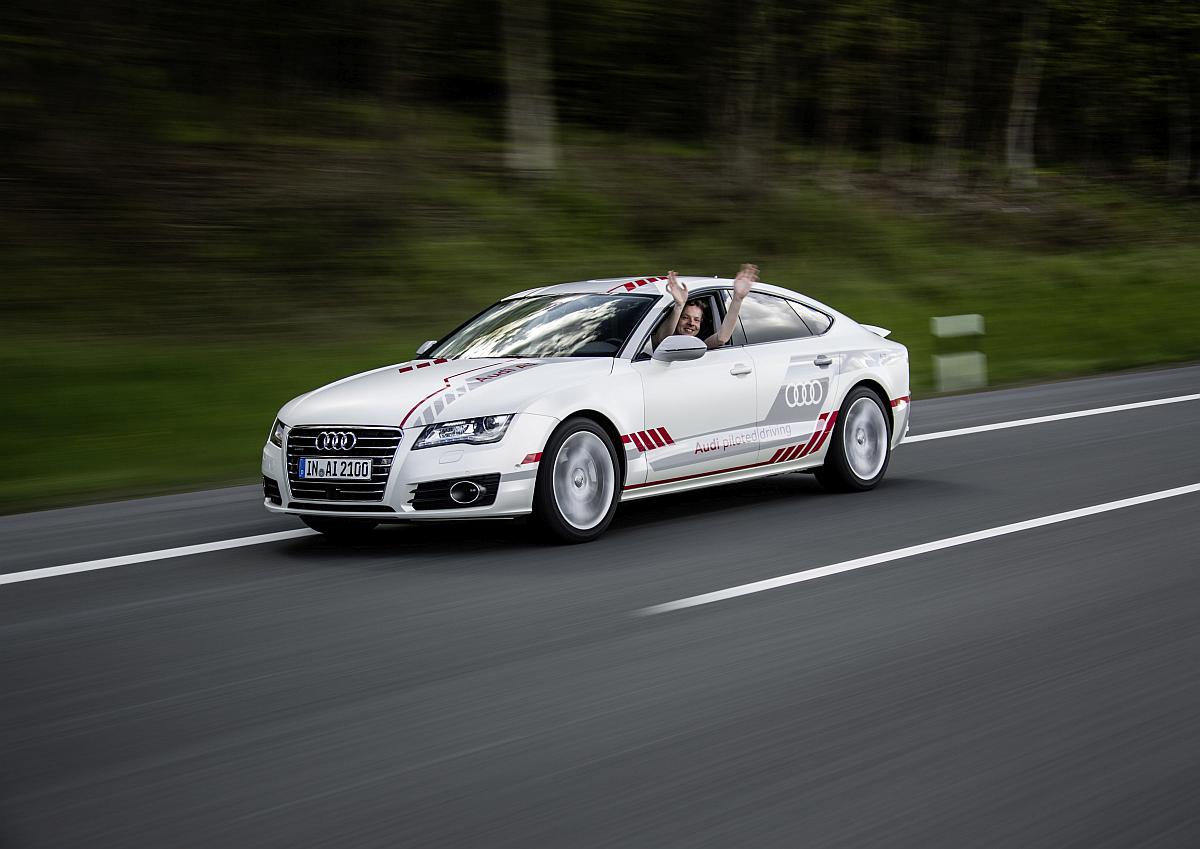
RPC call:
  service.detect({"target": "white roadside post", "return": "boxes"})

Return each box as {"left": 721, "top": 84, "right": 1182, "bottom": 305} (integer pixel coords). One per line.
{"left": 931, "top": 314, "right": 987, "bottom": 392}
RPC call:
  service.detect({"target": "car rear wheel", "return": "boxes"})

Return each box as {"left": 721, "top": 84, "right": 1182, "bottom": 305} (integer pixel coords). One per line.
{"left": 301, "top": 516, "right": 379, "bottom": 540}
{"left": 533, "top": 417, "right": 620, "bottom": 543}
{"left": 815, "top": 386, "right": 891, "bottom": 492}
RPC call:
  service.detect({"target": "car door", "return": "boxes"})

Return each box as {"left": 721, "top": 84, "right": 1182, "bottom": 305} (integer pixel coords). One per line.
{"left": 735, "top": 292, "right": 842, "bottom": 465}
{"left": 632, "top": 292, "right": 759, "bottom": 485}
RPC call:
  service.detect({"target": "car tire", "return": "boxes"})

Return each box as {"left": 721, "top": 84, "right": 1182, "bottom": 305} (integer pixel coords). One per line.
{"left": 532, "top": 417, "right": 621, "bottom": 544}
{"left": 815, "top": 386, "right": 892, "bottom": 493}
{"left": 301, "top": 516, "right": 379, "bottom": 540}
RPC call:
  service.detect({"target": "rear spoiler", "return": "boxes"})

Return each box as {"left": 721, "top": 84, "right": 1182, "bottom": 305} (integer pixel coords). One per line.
{"left": 861, "top": 324, "right": 891, "bottom": 338}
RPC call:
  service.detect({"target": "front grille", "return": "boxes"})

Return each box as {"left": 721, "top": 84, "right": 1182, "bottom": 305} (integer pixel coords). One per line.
{"left": 411, "top": 473, "right": 501, "bottom": 510}
{"left": 286, "top": 426, "right": 403, "bottom": 503}
{"left": 263, "top": 476, "right": 282, "bottom": 504}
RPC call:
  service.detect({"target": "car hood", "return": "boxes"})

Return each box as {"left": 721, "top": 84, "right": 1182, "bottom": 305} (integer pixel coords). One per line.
{"left": 279, "top": 357, "right": 614, "bottom": 428}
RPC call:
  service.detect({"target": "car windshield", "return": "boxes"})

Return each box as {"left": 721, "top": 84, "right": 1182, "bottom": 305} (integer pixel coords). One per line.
{"left": 431, "top": 294, "right": 657, "bottom": 359}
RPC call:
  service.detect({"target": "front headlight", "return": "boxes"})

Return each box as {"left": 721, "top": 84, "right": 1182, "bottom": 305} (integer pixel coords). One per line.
{"left": 268, "top": 418, "right": 286, "bottom": 447}
{"left": 414, "top": 415, "right": 515, "bottom": 449}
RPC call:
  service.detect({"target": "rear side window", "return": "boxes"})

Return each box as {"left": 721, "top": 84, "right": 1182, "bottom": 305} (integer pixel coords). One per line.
{"left": 789, "top": 301, "right": 832, "bottom": 335}
{"left": 738, "top": 292, "right": 814, "bottom": 344}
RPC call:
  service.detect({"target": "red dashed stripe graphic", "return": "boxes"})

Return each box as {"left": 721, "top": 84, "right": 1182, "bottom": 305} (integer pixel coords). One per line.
{"left": 398, "top": 358, "right": 449, "bottom": 374}
{"left": 623, "top": 427, "right": 675, "bottom": 453}
{"left": 795, "top": 413, "right": 830, "bottom": 458}
{"left": 766, "top": 412, "right": 840, "bottom": 465}
{"left": 605, "top": 276, "right": 667, "bottom": 294}
{"left": 808, "top": 411, "right": 839, "bottom": 454}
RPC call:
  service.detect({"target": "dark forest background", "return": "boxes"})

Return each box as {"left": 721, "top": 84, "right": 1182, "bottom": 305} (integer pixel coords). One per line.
{"left": 2, "top": 0, "right": 1198, "bottom": 508}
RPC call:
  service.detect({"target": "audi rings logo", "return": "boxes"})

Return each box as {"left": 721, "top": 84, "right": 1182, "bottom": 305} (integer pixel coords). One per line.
{"left": 783, "top": 380, "right": 824, "bottom": 408}
{"left": 317, "top": 430, "right": 357, "bottom": 451}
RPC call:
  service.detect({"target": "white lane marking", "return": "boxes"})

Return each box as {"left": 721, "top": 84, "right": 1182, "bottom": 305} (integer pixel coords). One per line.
{"left": 6, "top": 393, "right": 1198, "bottom": 588}
{"left": 0, "top": 529, "right": 317, "bottom": 587}
{"left": 906, "top": 393, "right": 1200, "bottom": 443}
{"left": 638, "top": 482, "right": 1200, "bottom": 615}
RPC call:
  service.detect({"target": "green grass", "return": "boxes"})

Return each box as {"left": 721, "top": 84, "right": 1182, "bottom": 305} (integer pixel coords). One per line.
{"left": 4, "top": 132, "right": 1199, "bottom": 513}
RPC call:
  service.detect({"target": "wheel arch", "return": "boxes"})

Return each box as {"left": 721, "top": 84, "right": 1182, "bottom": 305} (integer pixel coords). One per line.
{"left": 560, "top": 409, "right": 627, "bottom": 486}
{"left": 844, "top": 378, "right": 893, "bottom": 433}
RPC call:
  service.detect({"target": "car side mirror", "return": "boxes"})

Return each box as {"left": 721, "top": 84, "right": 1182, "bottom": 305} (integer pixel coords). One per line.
{"left": 651, "top": 335, "right": 707, "bottom": 363}
{"left": 415, "top": 340, "right": 438, "bottom": 357}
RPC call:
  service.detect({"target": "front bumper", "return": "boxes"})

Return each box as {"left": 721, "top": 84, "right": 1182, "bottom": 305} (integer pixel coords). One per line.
{"left": 261, "top": 413, "right": 559, "bottom": 520}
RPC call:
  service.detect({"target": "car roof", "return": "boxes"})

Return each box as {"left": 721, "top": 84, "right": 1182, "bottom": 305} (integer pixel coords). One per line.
{"left": 503, "top": 275, "right": 821, "bottom": 305}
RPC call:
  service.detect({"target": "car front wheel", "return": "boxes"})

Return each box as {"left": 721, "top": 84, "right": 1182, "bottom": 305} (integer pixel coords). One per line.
{"left": 533, "top": 417, "right": 621, "bottom": 543}
{"left": 815, "top": 386, "right": 892, "bottom": 492}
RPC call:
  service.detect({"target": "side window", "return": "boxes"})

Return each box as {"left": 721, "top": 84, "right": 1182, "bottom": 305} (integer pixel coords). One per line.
{"left": 790, "top": 301, "right": 832, "bottom": 335}
{"left": 636, "top": 293, "right": 722, "bottom": 359}
{"left": 738, "top": 292, "right": 814, "bottom": 344}
{"left": 717, "top": 291, "right": 748, "bottom": 346}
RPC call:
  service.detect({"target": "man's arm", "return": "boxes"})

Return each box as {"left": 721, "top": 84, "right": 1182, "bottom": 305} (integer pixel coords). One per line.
{"left": 651, "top": 270, "right": 687, "bottom": 349}
{"left": 705, "top": 263, "right": 757, "bottom": 349}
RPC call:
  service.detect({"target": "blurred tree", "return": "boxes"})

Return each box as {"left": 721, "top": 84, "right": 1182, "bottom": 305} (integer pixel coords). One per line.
{"left": 1006, "top": 2, "right": 1048, "bottom": 188}
{"left": 502, "top": 0, "right": 557, "bottom": 174}
{"left": 930, "top": 6, "right": 980, "bottom": 189}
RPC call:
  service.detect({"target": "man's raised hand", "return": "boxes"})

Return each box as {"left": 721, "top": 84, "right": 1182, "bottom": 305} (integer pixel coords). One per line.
{"left": 666, "top": 270, "right": 688, "bottom": 306}
{"left": 733, "top": 263, "right": 758, "bottom": 300}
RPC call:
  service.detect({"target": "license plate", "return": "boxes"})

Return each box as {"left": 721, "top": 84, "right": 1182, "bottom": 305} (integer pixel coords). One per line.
{"left": 298, "top": 457, "right": 373, "bottom": 480}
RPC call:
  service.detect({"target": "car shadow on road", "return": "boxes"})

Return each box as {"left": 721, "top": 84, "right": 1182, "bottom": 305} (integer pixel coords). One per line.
{"left": 268, "top": 472, "right": 958, "bottom": 567}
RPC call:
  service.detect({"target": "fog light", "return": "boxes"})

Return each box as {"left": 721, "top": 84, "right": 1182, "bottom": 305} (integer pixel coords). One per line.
{"left": 449, "top": 480, "right": 483, "bottom": 505}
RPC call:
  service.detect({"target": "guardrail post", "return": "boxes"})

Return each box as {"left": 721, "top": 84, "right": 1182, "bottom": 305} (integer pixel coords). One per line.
{"left": 931, "top": 314, "right": 987, "bottom": 392}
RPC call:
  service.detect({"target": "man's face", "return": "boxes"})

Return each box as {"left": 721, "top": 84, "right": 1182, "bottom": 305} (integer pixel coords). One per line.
{"left": 676, "top": 304, "right": 703, "bottom": 337}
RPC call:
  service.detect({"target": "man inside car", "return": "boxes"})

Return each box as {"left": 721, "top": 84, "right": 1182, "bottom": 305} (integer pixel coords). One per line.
{"left": 651, "top": 263, "right": 757, "bottom": 351}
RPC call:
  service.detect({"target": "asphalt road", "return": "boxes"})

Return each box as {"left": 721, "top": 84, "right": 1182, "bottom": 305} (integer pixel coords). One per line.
{"left": 2, "top": 364, "right": 1199, "bottom": 848}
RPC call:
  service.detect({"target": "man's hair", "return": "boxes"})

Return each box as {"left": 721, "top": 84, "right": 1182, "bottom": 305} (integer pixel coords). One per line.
{"left": 684, "top": 299, "right": 706, "bottom": 311}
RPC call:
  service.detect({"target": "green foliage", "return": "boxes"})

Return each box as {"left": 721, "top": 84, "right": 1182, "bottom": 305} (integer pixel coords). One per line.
{"left": 2, "top": 135, "right": 1198, "bottom": 512}
{"left": 2, "top": 1, "right": 1199, "bottom": 510}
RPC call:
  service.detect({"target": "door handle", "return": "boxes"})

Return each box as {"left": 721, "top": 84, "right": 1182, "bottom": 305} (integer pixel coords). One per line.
{"left": 814, "top": 355, "right": 833, "bottom": 367}
{"left": 730, "top": 364, "right": 753, "bottom": 376}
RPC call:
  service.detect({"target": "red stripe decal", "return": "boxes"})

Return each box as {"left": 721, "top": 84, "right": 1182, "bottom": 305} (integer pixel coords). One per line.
{"left": 433, "top": 358, "right": 449, "bottom": 364}
{"left": 630, "top": 432, "right": 646, "bottom": 452}
{"left": 398, "top": 366, "right": 413, "bottom": 374}
{"left": 795, "top": 415, "right": 828, "bottom": 458}
{"left": 657, "top": 427, "right": 674, "bottom": 445}
{"left": 400, "top": 363, "right": 501, "bottom": 426}
{"left": 624, "top": 282, "right": 637, "bottom": 291}
{"left": 521, "top": 452, "right": 542, "bottom": 465}
{"left": 810, "top": 411, "right": 840, "bottom": 453}
{"left": 646, "top": 429, "right": 666, "bottom": 448}
{"left": 890, "top": 395, "right": 910, "bottom": 407}
{"left": 416, "top": 361, "right": 431, "bottom": 369}
{"left": 768, "top": 448, "right": 786, "bottom": 463}
{"left": 621, "top": 434, "right": 632, "bottom": 444}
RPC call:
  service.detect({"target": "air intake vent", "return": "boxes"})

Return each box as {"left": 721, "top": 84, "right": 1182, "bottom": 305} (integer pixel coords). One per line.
{"left": 411, "top": 474, "right": 501, "bottom": 510}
